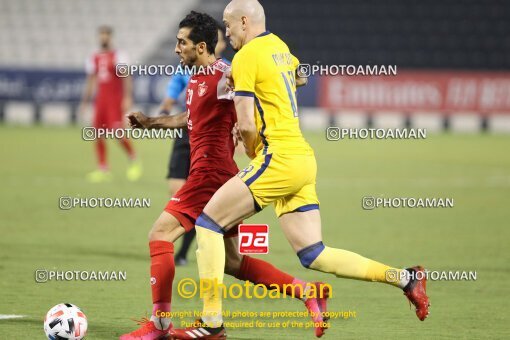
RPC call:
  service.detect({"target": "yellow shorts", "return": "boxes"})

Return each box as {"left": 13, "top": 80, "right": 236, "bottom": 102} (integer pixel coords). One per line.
{"left": 237, "top": 152, "right": 320, "bottom": 217}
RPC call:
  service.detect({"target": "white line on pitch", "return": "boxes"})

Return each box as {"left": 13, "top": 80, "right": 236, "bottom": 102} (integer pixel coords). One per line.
{"left": 0, "top": 315, "right": 25, "bottom": 320}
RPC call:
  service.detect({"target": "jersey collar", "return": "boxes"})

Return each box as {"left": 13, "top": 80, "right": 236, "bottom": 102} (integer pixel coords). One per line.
{"left": 256, "top": 31, "right": 271, "bottom": 38}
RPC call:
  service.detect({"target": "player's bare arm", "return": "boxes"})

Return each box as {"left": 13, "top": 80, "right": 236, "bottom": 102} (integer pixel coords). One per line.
{"left": 78, "top": 73, "right": 96, "bottom": 115}
{"left": 121, "top": 75, "right": 133, "bottom": 112}
{"left": 295, "top": 73, "right": 308, "bottom": 87}
{"left": 233, "top": 96, "right": 257, "bottom": 159}
{"left": 231, "top": 122, "right": 247, "bottom": 155}
{"left": 225, "top": 70, "right": 234, "bottom": 91}
{"left": 158, "top": 97, "right": 177, "bottom": 115}
{"left": 127, "top": 111, "right": 187, "bottom": 129}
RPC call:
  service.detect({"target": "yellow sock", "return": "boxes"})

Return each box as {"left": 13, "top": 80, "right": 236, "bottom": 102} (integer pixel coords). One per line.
{"left": 196, "top": 226, "right": 225, "bottom": 327}
{"left": 309, "top": 246, "right": 404, "bottom": 287}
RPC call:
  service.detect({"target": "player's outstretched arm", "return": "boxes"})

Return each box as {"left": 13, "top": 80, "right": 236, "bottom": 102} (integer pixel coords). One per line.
{"left": 126, "top": 111, "right": 187, "bottom": 129}
{"left": 121, "top": 75, "right": 133, "bottom": 112}
{"left": 158, "top": 97, "right": 176, "bottom": 115}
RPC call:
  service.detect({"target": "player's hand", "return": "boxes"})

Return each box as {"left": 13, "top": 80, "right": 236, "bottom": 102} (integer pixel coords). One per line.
{"left": 122, "top": 96, "right": 133, "bottom": 112}
{"left": 232, "top": 122, "right": 242, "bottom": 147}
{"left": 295, "top": 75, "right": 308, "bottom": 87}
{"left": 225, "top": 70, "right": 234, "bottom": 92}
{"left": 127, "top": 111, "right": 150, "bottom": 129}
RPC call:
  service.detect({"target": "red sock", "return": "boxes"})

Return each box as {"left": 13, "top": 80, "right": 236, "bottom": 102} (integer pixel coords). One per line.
{"left": 149, "top": 241, "right": 174, "bottom": 315}
{"left": 96, "top": 138, "right": 107, "bottom": 169}
{"left": 119, "top": 138, "right": 135, "bottom": 160}
{"left": 235, "top": 256, "right": 306, "bottom": 298}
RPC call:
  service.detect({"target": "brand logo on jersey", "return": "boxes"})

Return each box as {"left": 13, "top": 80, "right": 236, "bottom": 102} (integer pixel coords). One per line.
{"left": 239, "top": 224, "right": 269, "bottom": 254}
{"left": 198, "top": 81, "right": 208, "bottom": 97}
{"left": 237, "top": 165, "right": 254, "bottom": 179}
{"left": 150, "top": 277, "right": 157, "bottom": 285}
{"left": 170, "top": 197, "right": 180, "bottom": 202}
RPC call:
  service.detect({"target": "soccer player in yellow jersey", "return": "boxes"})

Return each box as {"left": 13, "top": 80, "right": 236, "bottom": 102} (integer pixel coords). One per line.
{"left": 171, "top": 1, "right": 429, "bottom": 338}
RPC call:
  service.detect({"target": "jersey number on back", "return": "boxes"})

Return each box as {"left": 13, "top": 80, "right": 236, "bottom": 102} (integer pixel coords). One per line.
{"left": 280, "top": 71, "right": 298, "bottom": 117}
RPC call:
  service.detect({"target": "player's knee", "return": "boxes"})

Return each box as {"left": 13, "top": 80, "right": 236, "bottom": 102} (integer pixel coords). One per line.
{"left": 297, "top": 241, "right": 326, "bottom": 269}
{"left": 148, "top": 215, "right": 180, "bottom": 242}
{"left": 196, "top": 212, "right": 225, "bottom": 235}
{"left": 148, "top": 221, "right": 167, "bottom": 241}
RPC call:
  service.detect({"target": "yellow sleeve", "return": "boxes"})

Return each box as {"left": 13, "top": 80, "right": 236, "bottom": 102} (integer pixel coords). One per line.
{"left": 232, "top": 49, "right": 258, "bottom": 94}
{"left": 292, "top": 54, "right": 300, "bottom": 70}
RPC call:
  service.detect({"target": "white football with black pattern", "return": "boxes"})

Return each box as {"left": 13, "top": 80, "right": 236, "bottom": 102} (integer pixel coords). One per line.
{"left": 43, "top": 303, "right": 87, "bottom": 340}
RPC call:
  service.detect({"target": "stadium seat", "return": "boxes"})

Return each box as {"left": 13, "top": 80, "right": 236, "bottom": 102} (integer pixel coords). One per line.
{"left": 260, "top": 0, "right": 510, "bottom": 69}
{"left": 0, "top": 0, "right": 198, "bottom": 69}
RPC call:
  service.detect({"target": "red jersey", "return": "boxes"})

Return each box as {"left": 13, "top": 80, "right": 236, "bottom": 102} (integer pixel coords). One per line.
{"left": 185, "top": 59, "right": 238, "bottom": 175}
{"left": 86, "top": 49, "right": 127, "bottom": 101}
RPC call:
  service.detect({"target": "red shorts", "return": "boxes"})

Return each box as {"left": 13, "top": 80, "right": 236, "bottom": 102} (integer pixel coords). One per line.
{"left": 94, "top": 97, "right": 123, "bottom": 129}
{"left": 164, "top": 168, "right": 239, "bottom": 237}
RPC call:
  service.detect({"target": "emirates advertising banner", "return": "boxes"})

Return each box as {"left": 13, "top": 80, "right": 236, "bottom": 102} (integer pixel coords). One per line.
{"left": 319, "top": 71, "right": 510, "bottom": 114}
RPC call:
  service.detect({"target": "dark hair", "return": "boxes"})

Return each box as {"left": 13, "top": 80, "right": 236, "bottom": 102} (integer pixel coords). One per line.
{"left": 179, "top": 11, "right": 219, "bottom": 54}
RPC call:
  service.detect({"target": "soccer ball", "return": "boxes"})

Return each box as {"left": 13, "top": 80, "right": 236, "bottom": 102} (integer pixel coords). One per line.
{"left": 44, "top": 303, "right": 88, "bottom": 340}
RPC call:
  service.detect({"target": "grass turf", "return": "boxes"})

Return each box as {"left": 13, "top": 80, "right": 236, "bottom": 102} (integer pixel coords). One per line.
{"left": 0, "top": 126, "right": 509, "bottom": 339}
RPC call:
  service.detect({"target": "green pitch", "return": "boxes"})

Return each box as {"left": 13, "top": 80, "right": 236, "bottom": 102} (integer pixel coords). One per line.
{"left": 0, "top": 126, "right": 509, "bottom": 339}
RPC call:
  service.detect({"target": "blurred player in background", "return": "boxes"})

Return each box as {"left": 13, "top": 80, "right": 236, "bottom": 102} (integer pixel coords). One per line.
{"left": 80, "top": 25, "right": 142, "bottom": 183}
{"left": 158, "top": 27, "right": 227, "bottom": 266}
{"left": 120, "top": 11, "right": 328, "bottom": 340}
{"left": 177, "top": 0, "right": 430, "bottom": 337}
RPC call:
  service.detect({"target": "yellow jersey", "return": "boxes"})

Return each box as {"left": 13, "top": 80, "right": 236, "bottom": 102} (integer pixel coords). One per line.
{"left": 232, "top": 31, "right": 313, "bottom": 156}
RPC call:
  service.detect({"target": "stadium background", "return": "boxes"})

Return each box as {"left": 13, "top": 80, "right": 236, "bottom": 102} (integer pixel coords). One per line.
{"left": 0, "top": 0, "right": 509, "bottom": 339}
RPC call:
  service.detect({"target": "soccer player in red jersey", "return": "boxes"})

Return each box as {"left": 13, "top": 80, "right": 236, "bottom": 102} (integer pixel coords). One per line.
{"left": 119, "top": 12, "right": 329, "bottom": 340}
{"left": 79, "top": 26, "right": 142, "bottom": 183}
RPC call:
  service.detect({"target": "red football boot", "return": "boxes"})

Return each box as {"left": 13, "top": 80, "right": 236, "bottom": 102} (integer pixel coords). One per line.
{"left": 403, "top": 266, "right": 430, "bottom": 321}
{"left": 170, "top": 320, "right": 226, "bottom": 339}
{"left": 119, "top": 317, "right": 172, "bottom": 340}
{"left": 304, "top": 282, "right": 330, "bottom": 337}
